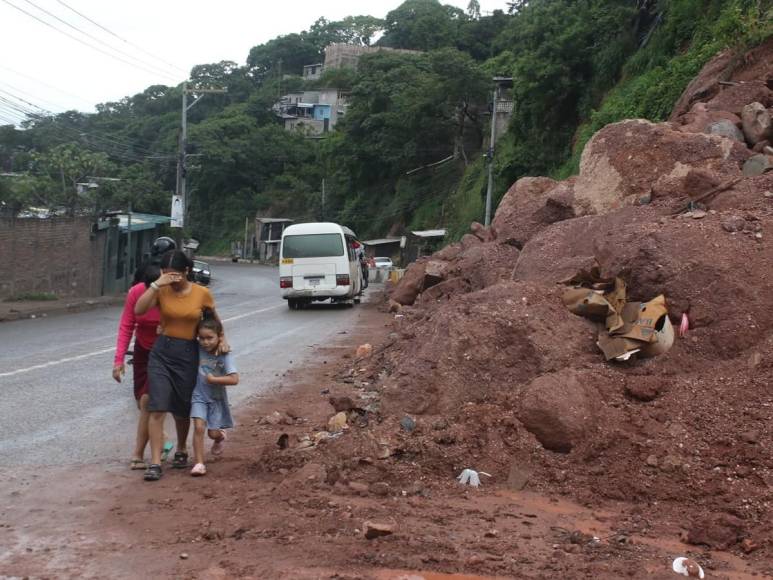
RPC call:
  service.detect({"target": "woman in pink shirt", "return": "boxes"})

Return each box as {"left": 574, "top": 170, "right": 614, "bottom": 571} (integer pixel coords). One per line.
{"left": 112, "top": 264, "right": 163, "bottom": 470}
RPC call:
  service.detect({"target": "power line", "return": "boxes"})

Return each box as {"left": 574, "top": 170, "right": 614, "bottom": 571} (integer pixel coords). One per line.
{"left": 20, "top": 0, "right": 182, "bottom": 81}
{"left": 0, "top": 0, "right": 179, "bottom": 83}
{"left": 0, "top": 80, "right": 69, "bottom": 113}
{"left": 0, "top": 88, "right": 161, "bottom": 157}
{"left": 0, "top": 64, "right": 97, "bottom": 108}
{"left": 55, "top": 0, "right": 188, "bottom": 76}
{"left": 0, "top": 93, "right": 172, "bottom": 164}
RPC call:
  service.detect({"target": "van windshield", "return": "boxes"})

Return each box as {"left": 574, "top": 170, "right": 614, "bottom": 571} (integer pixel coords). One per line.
{"left": 282, "top": 233, "right": 344, "bottom": 258}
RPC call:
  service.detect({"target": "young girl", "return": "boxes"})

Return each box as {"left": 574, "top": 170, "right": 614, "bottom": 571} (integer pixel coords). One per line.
{"left": 190, "top": 308, "right": 239, "bottom": 476}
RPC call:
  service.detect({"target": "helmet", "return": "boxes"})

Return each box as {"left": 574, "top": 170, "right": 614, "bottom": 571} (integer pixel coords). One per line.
{"left": 151, "top": 236, "right": 176, "bottom": 256}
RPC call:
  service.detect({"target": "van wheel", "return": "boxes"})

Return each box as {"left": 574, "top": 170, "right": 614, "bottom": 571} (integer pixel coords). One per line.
{"left": 354, "top": 297, "right": 361, "bottom": 304}
{"left": 288, "top": 299, "right": 298, "bottom": 310}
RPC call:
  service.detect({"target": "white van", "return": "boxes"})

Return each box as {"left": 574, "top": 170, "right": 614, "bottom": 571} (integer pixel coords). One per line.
{"left": 279, "top": 222, "right": 363, "bottom": 309}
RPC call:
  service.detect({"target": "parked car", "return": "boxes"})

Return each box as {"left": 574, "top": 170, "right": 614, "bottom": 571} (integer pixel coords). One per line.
{"left": 192, "top": 260, "right": 211, "bottom": 285}
{"left": 374, "top": 257, "right": 394, "bottom": 269}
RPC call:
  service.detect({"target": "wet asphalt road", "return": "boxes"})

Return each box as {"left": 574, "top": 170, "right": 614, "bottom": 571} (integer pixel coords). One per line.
{"left": 0, "top": 261, "right": 365, "bottom": 466}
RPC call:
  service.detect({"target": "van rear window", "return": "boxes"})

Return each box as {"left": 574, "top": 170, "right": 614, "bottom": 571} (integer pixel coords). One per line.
{"left": 282, "top": 234, "right": 344, "bottom": 258}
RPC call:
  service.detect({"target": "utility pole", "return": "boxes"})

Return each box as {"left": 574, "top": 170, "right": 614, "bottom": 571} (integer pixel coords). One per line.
{"left": 484, "top": 77, "right": 514, "bottom": 227}
{"left": 125, "top": 200, "right": 132, "bottom": 291}
{"left": 244, "top": 216, "right": 249, "bottom": 260}
{"left": 321, "top": 178, "right": 326, "bottom": 221}
{"left": 175, "top": 81, "right": 227, "bottom": 238}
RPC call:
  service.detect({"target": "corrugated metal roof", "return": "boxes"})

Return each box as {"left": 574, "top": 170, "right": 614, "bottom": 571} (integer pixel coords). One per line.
{"left": 118, "top": 213, "right": 170, "bottom": 232}
{"left": 363, "top": 238, "right": 402, "bottom": 245}
{"left": 411, "top": 229, "right": 446, "bottom": 238}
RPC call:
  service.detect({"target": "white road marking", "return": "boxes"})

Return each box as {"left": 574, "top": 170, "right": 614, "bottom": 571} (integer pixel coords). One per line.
{"left": 0, "top": 347, "right": 116, "bottom": 378}
{"left": 0, "top": 304, "right": 285, "bottom": 378}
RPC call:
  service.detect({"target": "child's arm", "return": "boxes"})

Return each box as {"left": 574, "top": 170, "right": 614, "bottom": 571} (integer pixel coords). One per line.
{"left": 207, "top": 372, "right": 239, "bottom": 386}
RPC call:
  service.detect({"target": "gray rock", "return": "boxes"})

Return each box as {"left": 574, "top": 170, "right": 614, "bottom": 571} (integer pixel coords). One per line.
{"left": 741, "top": 102, "right": 773, "bottom": 145}
{"left": 743, "top": 154, "right": 772, "bottom": 177}
{"left": 400, "top": 415, "right": 416, "bottom": 432}
{"left": 707, "top": 119, "right": 745, "bottom": 142}
{"left": 721, "top": 215, "right": 746, "bottom": 232}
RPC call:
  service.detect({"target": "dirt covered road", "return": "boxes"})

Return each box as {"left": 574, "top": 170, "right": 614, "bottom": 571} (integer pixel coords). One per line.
{"left": 0, "top": 300, "right": 767, "bottom": 579}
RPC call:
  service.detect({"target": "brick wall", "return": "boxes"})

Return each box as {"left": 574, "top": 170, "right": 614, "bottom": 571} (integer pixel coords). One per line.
{"left": 0, "top": 217, "right": 104, "bottom": 300}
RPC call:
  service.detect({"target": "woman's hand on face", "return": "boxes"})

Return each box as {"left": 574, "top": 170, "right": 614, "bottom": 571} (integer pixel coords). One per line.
{"left": 112, "top": 364, "right": 125, "bottom": 383}
{"left": 216, "top": 336, "right": 231, "bottom": 356}
{"left": 156, "top": 272, "right": 183, "bottom": 286}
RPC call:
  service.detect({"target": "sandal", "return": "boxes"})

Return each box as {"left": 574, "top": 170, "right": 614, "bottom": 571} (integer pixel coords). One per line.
{"left": 161, "top": 441, "right": 174, "bottom": 462}
{"left": 211, "top": 431, "right": 227, "bottom": 456}
{"left": 190, "top": 463, "right": 207, "bottom": 477}
{"left": 172, "top": 451, "right": 189, "bottom": 469}
{"left": 130, "top": 459, "right": 147, "bottom": 470}
{"left": 143, "top": 464, "right": 163, "bottom": 481}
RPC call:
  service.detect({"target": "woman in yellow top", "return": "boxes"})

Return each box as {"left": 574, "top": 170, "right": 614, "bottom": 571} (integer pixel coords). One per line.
{"left": 135, "top": 250, "right": 229, "bottom": 481}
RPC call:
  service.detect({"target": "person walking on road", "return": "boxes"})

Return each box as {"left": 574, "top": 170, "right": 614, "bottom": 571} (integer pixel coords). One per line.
{"left": 112, "top": 264, "right": 169, "bottom": 470}
{"left": 190, "top": 308, "right": 239, "bottom": 477}
{"left": 135, "top": 250, "right": 229, "bottom": 482}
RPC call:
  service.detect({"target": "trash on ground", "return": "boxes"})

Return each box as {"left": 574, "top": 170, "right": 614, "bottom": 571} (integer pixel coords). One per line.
{"left": 327, "top": 411, "right": 348, "bottom": 433}
{"left": 355, "top": 343, "right": 373, "bottom": 358}
{"left": 562, "top": 267, "right": 674, "bottom": 361}
{"left": 672, "top": 557, "right": 705, "bottom": 578}
{"left": 457, "top": 469, "right": 492, "bottom": 487}
{"left": 679, "top": 313, "right": 690, "bottom": 337}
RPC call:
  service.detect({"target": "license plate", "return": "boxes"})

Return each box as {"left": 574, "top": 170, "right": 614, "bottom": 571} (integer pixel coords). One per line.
{"left": 281, "top": 258, "right": 294, "bottom": 264}
{"left": 308, "top": 278, "right": 321, "bottom": 287}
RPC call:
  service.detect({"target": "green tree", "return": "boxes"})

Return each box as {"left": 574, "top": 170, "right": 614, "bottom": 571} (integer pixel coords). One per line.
{"left": 380, "top": 0, "right": 465, "bottom": 51}
{"left": 33, "top": 143, "right": 112, "bottom": 215}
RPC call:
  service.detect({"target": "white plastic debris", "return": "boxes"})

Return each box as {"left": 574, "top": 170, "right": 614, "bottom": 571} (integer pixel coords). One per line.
{"left": 672, "top": 557, "right": 705, "bottom": 578}
{"left": 457, "top": 469, "right": 492, "bottom": 487}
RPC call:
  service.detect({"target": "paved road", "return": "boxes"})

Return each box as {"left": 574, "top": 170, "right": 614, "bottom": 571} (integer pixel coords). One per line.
{"left": 0, "top": 262, "right": 367, "bottom": 466}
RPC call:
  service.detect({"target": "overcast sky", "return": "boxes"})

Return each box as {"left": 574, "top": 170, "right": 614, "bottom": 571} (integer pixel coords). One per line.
{"left": 0, "top": 0, "right": 505, "bottom": 121}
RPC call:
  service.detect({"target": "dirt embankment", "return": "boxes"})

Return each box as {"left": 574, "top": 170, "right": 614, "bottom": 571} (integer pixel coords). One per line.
{"left": 323, "top": 41, "right": 773, "bottom": 575}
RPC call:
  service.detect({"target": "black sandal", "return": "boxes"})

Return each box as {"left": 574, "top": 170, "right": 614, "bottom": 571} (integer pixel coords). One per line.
{"left": 172, "top": 452, "right": 189, "bottom": 469}
{"left": 144, "top": 464, "right": 163, "bottom": 481}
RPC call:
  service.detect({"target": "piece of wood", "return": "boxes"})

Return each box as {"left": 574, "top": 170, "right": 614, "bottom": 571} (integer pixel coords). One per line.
{"left": 672, "top": 177, "right": 742, "bottom": 215}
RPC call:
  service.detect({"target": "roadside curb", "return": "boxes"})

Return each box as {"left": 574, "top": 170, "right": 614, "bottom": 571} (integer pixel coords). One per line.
{"left": 0, "top": 296, "right": 125, "bottom": 323}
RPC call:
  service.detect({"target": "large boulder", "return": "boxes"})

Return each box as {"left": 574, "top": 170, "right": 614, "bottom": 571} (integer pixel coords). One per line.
{"left": 513, "top": 216, "right": 599, "bottom": 284}
{"left": 492, "top": 177, "right": 557, "bottom": 247}
{"left": 573, "top": 119, "right": 750, "bottom": 215}
{"left": 705, "top": 81, "right": 773, "bottom": 116}
{"left": 741, "top": 102, "right": 773, "bottom": 146}
{"left": 390, "top": 261, "right": 427, "bottom": 306}
{"left": 674, "top": 102, "right": 742, "bottom": 135}
{"left": 519, "top": 371, "right": 598, "bottom": 453}
{"left": 450, "top": 242, "right": 520, "bottom": 292}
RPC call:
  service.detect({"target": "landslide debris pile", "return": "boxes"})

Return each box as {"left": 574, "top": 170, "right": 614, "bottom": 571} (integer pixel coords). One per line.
{"left": 266, "top": 42, "right": 773, "bottom": 557}
{"left": 381, "top": 43, "right": 773, "bottom": 546}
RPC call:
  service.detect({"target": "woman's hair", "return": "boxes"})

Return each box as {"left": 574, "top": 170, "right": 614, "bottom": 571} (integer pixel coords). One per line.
{"left": 141, "top": 264, "right": 161, "bottom": 288}
{"left": 159, "top": 250, "right": 193, "bottom": 273}
{"left": 132, "top": 261, "right": 161, "bottom": 287}
{"left": 198, "top": 307, "right": 222, "bottom": 335}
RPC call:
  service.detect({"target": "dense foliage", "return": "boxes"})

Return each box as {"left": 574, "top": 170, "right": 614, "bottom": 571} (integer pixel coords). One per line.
{"left": 0, "top": 0, "right": 769, "bottom": 250}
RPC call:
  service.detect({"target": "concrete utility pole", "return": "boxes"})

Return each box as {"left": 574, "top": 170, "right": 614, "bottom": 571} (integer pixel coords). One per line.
{"left": 484, "top": 76, "right": 514, "bottom": 227}
{"left": 321, "top": 178, "right": 326, "bottom": 220}
{"left": 176, "top": 81, "right": 227, "bottom": 233}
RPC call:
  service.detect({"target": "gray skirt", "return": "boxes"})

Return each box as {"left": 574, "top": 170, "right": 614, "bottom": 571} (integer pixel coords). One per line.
{"left": 147, "top": 336, "right": 199, "bottom": 417}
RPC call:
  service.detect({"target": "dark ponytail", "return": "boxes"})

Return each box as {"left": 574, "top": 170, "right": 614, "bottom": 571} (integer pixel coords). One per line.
{"left": 159, "top": 250, "right": 193, "bottom": 273}
{"left": 198, "top": 307, "right": 222, "bottom": 335}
